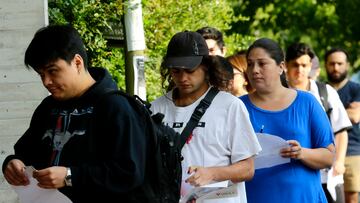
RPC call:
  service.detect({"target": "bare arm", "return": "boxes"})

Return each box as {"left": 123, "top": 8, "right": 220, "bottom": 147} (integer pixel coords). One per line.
{"left": 333, "top": 130, "right": 348, "bottom": 175}
{"left": 185, "top": 157, "right": 254, "bottom": 187}
{"left": 281, "top": 140, "right": 335, "bottom": 170}
{"left": 346, "top": 101, "right": 360, "bottom": 123}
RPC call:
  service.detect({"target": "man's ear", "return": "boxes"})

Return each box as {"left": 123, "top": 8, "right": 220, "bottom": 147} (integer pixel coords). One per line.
{"left": 281, "top": 61, "right": 287, "bottom": 74}
{"left": 73, "top": 54, "right": 84, "bottom": 73}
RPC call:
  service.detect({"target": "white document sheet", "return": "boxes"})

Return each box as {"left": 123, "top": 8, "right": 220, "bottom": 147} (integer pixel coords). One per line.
{"left": 12, "top": 166, "right": 72, "bottom": 203}
{"left": 255, "top": 133, "right": 291, "bottom": 169}
{"left": 194, "top": 184, "right": 238, "bottom": 203}
{"left": 326, "top": 167, "right": 344, "bottom": 201}
{"left": 180, "top": 180, "right": 237, "bottom": 203}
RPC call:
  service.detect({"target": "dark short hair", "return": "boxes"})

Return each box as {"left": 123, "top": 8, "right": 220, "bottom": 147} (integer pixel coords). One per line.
{"left": 324, "top": 47, "right": 349, "bottom": 63}
{"left": 247, "top": 38, "right": 284, "bottom": 65}
{"left": 285, "top": 42, "right": 314, "bottom": 62}
{"left": 24, "top": 25, "right": 88, "bottom": 71}
{"left": 196, "top": 26, "right": 225, "bottom": 50}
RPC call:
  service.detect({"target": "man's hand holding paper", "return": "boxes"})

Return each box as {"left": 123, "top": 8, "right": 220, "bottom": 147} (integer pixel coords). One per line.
{"left": 3, "top": 159, "right": 30, "bottom": 186}
{"left": 11, "top": 165, "right": 72, "bottom": 203}
{"left": 185, "top": 166, "right": 214, "bottom": 187}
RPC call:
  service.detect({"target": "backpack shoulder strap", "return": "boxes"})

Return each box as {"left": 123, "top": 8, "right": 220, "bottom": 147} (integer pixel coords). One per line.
{"left": 315, "top": 81, "right": 332, "bottom": 120}
{"left": 94, "top": 90, "right": 150, "bottom": 123}
{"left": 88, "top": 89, "right": 145, "bottom": 154}
{"left": 179, "top": 87, "right": 219, "bottom": 148}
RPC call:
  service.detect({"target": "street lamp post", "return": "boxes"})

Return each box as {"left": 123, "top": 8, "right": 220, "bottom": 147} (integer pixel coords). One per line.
{"left": 124, "top": 0, "right": 146, "bottom": 100}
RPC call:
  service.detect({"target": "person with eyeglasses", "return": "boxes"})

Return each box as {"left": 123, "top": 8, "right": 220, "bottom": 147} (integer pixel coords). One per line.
{"left": 228, "top": 50, "right": 255, "bottom": 96}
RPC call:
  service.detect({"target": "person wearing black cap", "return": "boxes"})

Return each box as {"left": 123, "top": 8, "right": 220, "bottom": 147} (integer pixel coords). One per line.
{"left": 151, "top": 31, "right": 261, "bottom": 203}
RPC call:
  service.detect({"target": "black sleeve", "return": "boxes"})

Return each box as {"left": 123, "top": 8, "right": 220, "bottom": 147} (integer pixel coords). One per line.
{"left": 70, "top": 94, "right": 148, "bottom": 196}
{"left": 2, "top": 98, "right": 53, "bottom": 172}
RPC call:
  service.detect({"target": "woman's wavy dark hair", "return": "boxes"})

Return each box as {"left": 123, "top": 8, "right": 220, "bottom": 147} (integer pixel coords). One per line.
{"left": 160, "top": 55, "right": 233, "bottom": 92}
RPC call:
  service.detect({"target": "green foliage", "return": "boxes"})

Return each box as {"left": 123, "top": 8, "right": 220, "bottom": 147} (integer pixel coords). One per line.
{"left": 49, "top": 0, "right": 250, "bottom": 101}
{"left": 48, "top": 0, "right": 360, "bottom": 99}
{"left": 230, "top": 0, "right": 360, "bottom": 80}
{"left": 49, "top": 0, "right": 126, "bottom": 88}
{"left": 49, "top": 0, "right": 248, "bottom": 101}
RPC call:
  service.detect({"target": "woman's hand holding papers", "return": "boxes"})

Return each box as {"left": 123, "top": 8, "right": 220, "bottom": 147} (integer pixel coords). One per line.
{"left": 280, "top": 139, "right": 335, "bottom": 169}
{"left": 280, "top": 140, "right": 303, "bottom": 160}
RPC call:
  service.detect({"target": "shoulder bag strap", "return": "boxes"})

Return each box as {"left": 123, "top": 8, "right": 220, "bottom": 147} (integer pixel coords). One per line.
{"left": 315, "top": 81, "right": 332, "bottom": 120}
{"left": 179, "top": 87, "right": 219, "bottom": 148}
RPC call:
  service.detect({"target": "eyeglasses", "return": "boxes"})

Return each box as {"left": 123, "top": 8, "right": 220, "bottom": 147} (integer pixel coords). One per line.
{"left": 233, "top": 70, "right": 244, "bottom": 77}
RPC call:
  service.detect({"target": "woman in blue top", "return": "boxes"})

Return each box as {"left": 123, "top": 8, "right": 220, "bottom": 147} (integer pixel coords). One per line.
{"left": 240, "top": 38, "right": 335, "bottom": 203}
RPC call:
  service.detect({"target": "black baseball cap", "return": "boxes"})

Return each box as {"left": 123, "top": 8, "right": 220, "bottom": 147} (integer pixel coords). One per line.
{"left": 163, "top": 31, "right": 209, "bottom": 69}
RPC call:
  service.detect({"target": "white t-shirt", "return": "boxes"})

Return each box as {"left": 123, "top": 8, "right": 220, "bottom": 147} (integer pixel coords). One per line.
{"left": 309, "top": 79, "right": 352, "bottom": 133}
{"left": 309, "top": 79, "right": 352, "bottom": 183}
{"left": 151, "top": 88, "right": 261, "bottom": 203}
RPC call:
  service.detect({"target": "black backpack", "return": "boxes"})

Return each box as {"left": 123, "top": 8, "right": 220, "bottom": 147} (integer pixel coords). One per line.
{"left": 103, "top": 88, "right": 219, "bottom": 203}
{"left": 315, "top": 81, "right": 333, "bottom": 121}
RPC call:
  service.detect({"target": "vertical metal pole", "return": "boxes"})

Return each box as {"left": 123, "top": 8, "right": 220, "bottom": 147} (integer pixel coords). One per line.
{"left": 124, "top": 0, "right": 146, "bottom": 100}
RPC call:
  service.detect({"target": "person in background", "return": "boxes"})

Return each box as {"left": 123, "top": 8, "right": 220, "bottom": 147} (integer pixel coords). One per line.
{"left": 196, "top": 26, "right": 227, "bottom": 57}
{"left": 227, "top": 51, "right": 255, "bottom": 96}
{"left": 309, "top": 55, "right": 321, "bottom": 80}
{"left": 325, "top": 48, "right": 360, "bottom": 203}
{"left": 197, "top": 26, "right": 235, "bottom": 93}
{"left": 152, "top": 31, "right": 261, "bottom": 203}
{"left": 2, "top": 25, "right": 148, "bottom": 202}
{"left": 241, "top": 38, "right": 335, "bottom": 203}
{"left": 285, "top": 42, "right": 351, "bottom": 203}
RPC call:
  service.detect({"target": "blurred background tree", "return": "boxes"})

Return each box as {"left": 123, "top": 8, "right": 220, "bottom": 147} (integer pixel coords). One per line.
{"left": 230, "top": 0, "right": 360, "bottom": 80}
{"left": 49, "top": 0, "right": 126, "bottom": 87}
{"left": 49, "top": 0, "right": 248, "bottom": 101}
{"left": 49, "top": 0, "right": 360, "bottom": 100}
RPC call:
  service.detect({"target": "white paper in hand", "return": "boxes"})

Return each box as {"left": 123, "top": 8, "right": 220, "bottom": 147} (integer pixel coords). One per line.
{"left": 326, "top": 167, "right": 344, "bottom": 201}
{"left": 180, "top": 181, "right": 234, "bottom": 203}
{"left": 255, "top": 133, "right": 290, "bottom": 169}
{"left": 12, "top": 166, "right": 72, "bottom": 203}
